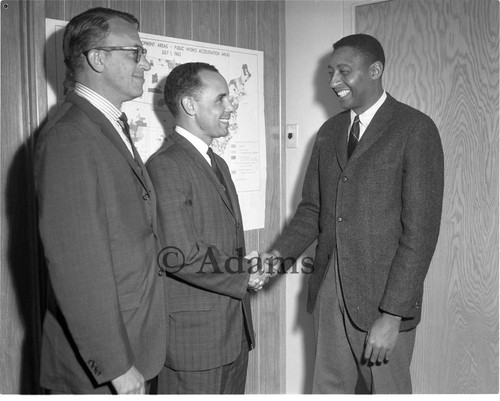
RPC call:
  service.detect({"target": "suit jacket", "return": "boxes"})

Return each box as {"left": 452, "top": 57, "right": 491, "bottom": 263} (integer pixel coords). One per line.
{"left": 35, "top": 92, "right": 166, "bottom": 393}
{"left": 146, "top": 131, "right": 255, "bottom": 372}
{"left": 274, "top": 94, "right": 444, "bottom": 331}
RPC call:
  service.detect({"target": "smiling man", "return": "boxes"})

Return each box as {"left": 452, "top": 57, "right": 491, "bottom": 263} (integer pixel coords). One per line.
{"left": 147, "top": 62, "right": 264, "bottom": 394}
{"left": 261, "top": 33, "right": 444, "bottom": 393}
{"left": 35, "top": 7, "right": 165, "bottom": 394}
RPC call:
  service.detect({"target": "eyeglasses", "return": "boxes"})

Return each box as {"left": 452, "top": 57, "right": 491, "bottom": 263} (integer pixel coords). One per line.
{"left": 82, "top": 46, "right": 147, "bottom": 63}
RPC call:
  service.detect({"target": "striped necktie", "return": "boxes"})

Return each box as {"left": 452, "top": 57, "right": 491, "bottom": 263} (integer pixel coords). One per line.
{"left": 347, "top": 114, "right": 360, "bottom": 159}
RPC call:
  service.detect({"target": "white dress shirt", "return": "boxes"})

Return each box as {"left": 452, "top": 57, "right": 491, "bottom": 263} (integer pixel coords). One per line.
{"left": 349, "top": 91, "right": 387, "bottom": 141}
{"left": 175, "top": 125, "right": 212, "bottom": 166}
{"left": 74, "top": 82, "right": 134, "bottom": 156}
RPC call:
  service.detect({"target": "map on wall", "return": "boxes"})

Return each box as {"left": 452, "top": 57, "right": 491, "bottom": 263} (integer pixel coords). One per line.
{"left": 45, "top": 18, "right": 266, "bottom": 231}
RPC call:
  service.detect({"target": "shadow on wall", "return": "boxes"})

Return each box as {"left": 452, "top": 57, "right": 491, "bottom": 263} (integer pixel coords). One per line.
{"left": 0, "top": 20, "right": 67, "bottom": 396}
{"left": 5, "top": 139, "right": 44, "bottom": 394}
{"left": 288, "top": 50, "right": 342, "bottom": 212}
{"left": 315, "top": 50, "right": 343, "bottom": 119}
{"left": 7, "top": 28, "right": 67, "bottom": 394}
{"left": 286, "top": 49, "right": 343, "bottom": 394}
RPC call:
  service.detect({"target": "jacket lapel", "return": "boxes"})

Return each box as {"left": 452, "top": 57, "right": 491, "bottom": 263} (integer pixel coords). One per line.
{"left": 172, "top": 133, "right": 236, "bottom": 219}
{"left": 68, "top": 92, "right": 151, "bottom": 193}
{"left": 334, "top": 112, "right": 350, "bottom": 171}
{"left": 346, "top": 94, "right": 395, "bottom": 165}
{"left": 216, "top": 151, "right": 247, "bottom": 254}
{"left": 217, "top": 155, "right": 241, "bottom": 220}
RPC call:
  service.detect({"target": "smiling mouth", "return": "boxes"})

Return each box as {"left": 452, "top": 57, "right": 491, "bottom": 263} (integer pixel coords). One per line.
{"left": 337, "top": 89, "right": 350, "bottom": 98}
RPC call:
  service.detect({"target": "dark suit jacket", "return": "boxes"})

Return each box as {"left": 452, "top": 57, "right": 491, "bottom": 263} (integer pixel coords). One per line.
{"left": 147, "top": 132, "right": 255, "bottom": 372}
{"left": 35, "top": 92, "right": 166, "bottom": 393}
{"left": 274, "top": 94, "right": 444, "bottom": 331}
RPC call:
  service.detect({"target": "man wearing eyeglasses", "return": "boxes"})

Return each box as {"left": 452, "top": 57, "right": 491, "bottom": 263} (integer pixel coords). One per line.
{"left": 35, "top": 7, "right": 165, "bottom": 394}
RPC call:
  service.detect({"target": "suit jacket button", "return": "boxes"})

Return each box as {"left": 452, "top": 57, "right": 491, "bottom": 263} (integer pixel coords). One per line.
{"left": 337, "top": 217, "right": 343, "bottom": 222}
{"left": 342, "top": 176, "right": 348, "bottom": 182}
{"left": 157, "top": 270, "right": 164, "bottom": 277}
{"left": 143, "top": 193, "right": 150, "bottom": 201}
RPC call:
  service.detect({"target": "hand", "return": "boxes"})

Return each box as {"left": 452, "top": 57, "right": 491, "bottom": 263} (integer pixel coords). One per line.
{"left": 260, "top": 250, "right": 282, "bottom": 277}
{"left": 247, "top": 249, "right": 282, "bottom": 291}
{"left": 246, "top": 250, "right": 269, "bottom": 291}
{"left": 248, "top": 269, "right": 270, "bottom": 291}
{"left": 363, "top": 313, "right": 402, "bottom": 364}
{"left": 111, "top": 365, "right": 145, "bottom": 394}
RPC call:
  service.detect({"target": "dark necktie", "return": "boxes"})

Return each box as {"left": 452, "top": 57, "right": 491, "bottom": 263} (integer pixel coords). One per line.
{"left": 207, "top": 147, "right": 228, "bottom": 193}
{"left": 347, "top": 115, "right": 360, "bottom": 159}
{"left": 118, "top": 113, "right": 143, "bottom": 173}
{"left": 118, "top": 112, "right": 133, "bottom": 145}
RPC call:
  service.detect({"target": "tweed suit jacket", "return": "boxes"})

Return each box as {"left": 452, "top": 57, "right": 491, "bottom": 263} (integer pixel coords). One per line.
{"left": 146, "top": 131, "right": 255, "bottom": 372}
{"left": 274, "top": 94, "right": 444, "bottom": 332}
{"left": 35, "top": 92, "right": 166, "bottom": 393}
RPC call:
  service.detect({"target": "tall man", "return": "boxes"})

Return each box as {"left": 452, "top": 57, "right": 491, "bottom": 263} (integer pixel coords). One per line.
{"left": 263, "top": 34, "right": 444, "bottom": 393}
{"left": 147, "top": 62, "right": 266, "bottom": 394}
{"left": 35, "top": 7, "right": 165, "bottom": 394}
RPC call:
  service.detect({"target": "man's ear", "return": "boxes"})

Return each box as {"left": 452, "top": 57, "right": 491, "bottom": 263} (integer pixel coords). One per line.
{"left": 85, "top": 49, "right": 105, "bottom": 73}
{"left": 369, "top": 61, "right": 384, "bottom": 80}
{"left": 180, "top": 96, "right": 196, "bottom": 116}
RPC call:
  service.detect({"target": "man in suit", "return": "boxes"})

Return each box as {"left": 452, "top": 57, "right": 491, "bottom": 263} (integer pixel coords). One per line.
{"left": 261, "top": 34, "right": 444, "bottom": 393}
{"left": 147, "top": 62, "right": 267, "bottom": 394}
{"left": 35, "top": 7, "right": 165, "bottom": 394}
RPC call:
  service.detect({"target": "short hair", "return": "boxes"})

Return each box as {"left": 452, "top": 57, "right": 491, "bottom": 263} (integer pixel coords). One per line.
{"left": 164, "top": 62, "right": 219, "bottom": 116}
{"left": 333, "top": 33, "right": 385, "bottom": 68}
{"left": 63, "top": 7, "right": 139, "bottom": 79}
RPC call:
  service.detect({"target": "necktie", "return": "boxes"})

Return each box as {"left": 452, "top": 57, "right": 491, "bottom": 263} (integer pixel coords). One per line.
{"left": 207, "top": 147, "right": 227, "bottom": 193}
{"left": 118, "top": 112, "right": 133, "bottom": 145}
{"left": 118, "top": 113, "right": 143, "bottom": 174}
{"left": 347, "top": 115, "right": 360, "bottom": 159}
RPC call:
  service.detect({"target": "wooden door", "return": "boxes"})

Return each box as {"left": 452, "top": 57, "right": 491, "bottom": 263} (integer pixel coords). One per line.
{"left": 356, "top": 0, "right": 498, "bottom": 393}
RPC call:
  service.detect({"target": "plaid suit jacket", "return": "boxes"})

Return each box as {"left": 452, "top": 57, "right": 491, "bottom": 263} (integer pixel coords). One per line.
{"left": 147, "top": 132, "right": 255, "bottom": 372}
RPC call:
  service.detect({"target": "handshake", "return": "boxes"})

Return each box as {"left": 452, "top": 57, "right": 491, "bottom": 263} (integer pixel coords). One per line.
{"left": 246, "top": 250, "right": 282, "bottom": 292}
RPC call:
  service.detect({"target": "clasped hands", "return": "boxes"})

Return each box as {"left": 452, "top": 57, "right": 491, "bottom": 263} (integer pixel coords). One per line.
{"left": 247, "top": 250, "right": 281, "bottom": 292}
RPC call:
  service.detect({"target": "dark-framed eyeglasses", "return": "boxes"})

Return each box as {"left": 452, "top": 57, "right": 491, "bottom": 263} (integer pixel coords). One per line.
{"left": 82, "top": 46, "right": 147, "bottom": 63}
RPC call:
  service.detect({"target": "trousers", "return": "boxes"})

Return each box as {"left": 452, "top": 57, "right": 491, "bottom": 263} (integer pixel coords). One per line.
{"left": 312, "top": 256, "right": 416, "bottom": 394}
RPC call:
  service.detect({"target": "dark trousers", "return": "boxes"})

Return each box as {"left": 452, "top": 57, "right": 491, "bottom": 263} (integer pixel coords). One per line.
{"left": 312, "top": 258, "right": 416, "bottom": 394}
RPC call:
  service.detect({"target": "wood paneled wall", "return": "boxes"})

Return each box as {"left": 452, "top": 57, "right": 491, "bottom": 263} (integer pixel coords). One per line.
{"left": 0, "top": 0, "right": 44, "bottom": 393}
{"left": 0, "top": 0, "right": 285, "bottom": 393}
{"left": 356, "top": 0, "right": 499, "bottom": 393}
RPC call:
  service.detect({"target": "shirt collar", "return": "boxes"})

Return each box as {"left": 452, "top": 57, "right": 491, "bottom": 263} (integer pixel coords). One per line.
{"left": 74, "top": 82, "right": 122, "bottom": 121}
{"left": 350, "top": 91, "right": 387, "bottom": 127}
{"left": 175, "top": 125, "right": 211, "bottom": 164}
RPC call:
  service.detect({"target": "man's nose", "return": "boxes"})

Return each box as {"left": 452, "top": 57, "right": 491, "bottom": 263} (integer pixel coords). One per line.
{"left": 329, "top": 72, "right": 341, "bottom": 88}
{"left": 224, "top": 98, "right": 235, "bottom": 112}
{"left": 139, "top": 55, "right": 151, "bottom": 71}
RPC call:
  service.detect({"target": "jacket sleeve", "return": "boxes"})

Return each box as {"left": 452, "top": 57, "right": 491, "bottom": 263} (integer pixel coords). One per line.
{"left": 147, "top": 151, "right": 250, "bottom": 300}
{"left": 379, "top": 116, "right": 444, "bottom": 317}
{"left": 35, "top": 123, "right": 134, "bottom": 384}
